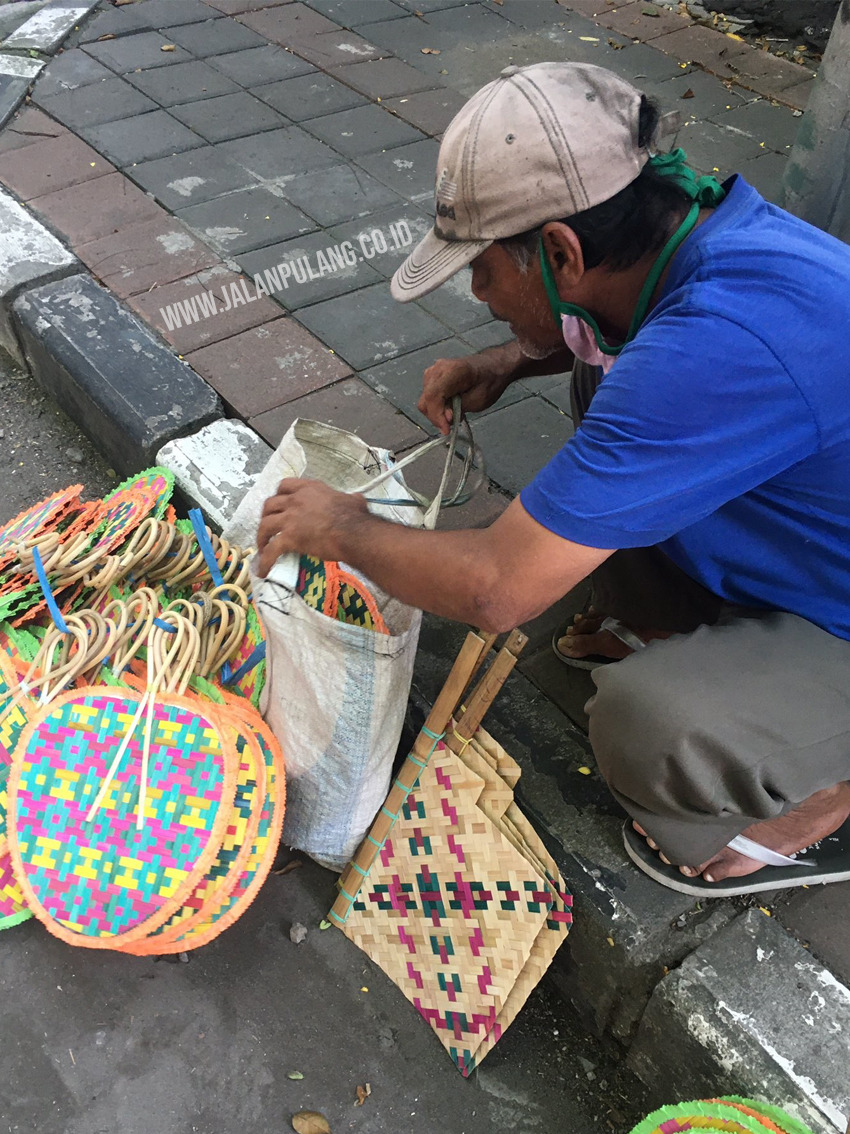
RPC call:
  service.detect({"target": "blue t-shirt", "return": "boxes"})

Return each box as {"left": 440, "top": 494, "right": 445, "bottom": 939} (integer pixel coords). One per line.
{"left": 521, "top": 177, "right": 850, "bottom": 639}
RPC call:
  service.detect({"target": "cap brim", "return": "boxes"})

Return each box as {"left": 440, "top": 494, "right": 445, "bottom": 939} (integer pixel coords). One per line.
{"left": 391, "top": 226, "right": 491, "bottom": 302}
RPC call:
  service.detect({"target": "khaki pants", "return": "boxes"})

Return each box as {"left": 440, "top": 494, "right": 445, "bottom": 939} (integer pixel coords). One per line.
{"left": 570, "top": 360, "right": 850, "bottom": 864}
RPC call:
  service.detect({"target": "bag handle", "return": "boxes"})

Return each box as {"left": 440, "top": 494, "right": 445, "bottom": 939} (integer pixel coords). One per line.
{"left": 351, "top": 397, "right": 484, "bottom": 531}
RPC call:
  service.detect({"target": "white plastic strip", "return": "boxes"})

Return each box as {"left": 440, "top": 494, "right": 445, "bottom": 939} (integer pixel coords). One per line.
{"left": 727, "top": 833, "right": 814, "bottom": 868}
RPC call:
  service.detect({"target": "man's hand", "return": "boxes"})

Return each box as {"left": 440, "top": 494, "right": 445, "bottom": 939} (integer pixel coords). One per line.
{"left": 256, "top": 479, "right": 369, "bottom": 577}
{"left": 418, "top": 353, "right": 516, "bottom": 434}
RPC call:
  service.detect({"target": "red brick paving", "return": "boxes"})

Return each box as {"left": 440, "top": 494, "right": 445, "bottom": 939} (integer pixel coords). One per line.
{"left": 597, "top": 2, "right": 691, "bottom": 42}
{"left": 236, "top": 2, "right": 340, "bottom": 44}
{"left": 129, "top": 267, "right": 281, "bottom": 355}
{"left": 0, "top": 133, "right": 114, "bottom": 201}
{"left": 76, "top": 216, "right": 220, "bottom": 299}
{"left": 29, "top": 171, "right": 163, "bottom": 245}
{"left": 0, "top": 107, "right": 67, "bottom": 155}
{"left": 186, "top": 318, "right": 352, "bottom": 418}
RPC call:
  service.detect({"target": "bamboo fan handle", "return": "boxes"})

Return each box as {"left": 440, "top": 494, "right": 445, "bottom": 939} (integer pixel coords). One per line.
{"left": 453, "top": 628, "right": 528, "bottom": 741}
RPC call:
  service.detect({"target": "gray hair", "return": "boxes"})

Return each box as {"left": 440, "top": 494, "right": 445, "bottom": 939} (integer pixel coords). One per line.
{"left": 499, "top": 227, "right": 541, "bottom": 273}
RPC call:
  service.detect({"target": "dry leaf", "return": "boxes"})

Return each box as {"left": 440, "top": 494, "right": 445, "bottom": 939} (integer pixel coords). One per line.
{"left": 421, "top": 47, "right": 441, "bottom": 54}
{"left": 579, "top": 36, "right": 599, "bottom": 41}
{"left": 274, "top": 859, "right": 303, "bottom": 876}
{"left": 607, "top": 38, "right": 624, "bottom": 49}
{"left": 97, "top": 33, "right": 116, "bottom": 40}
{"left": 354, "top": 1084, "right": 372, "bottom": 1107}
{"left": 680, "top": 88, "right": 695, "bottom": 99}
{"left": 319, "top": 919, "right": 331, "bottom": 930}
{"left": 292, "top": 1111, "right": 331, "bottom": 1134}
{"left": 161, "top": 44, "right": 176, "bottom": 52}
{"left": 288, "top": 1072, "right": 304, "bottom": 1081}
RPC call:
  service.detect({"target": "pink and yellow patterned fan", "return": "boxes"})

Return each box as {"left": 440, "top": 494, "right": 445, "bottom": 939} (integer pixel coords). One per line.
{"left": 8, "top": 688, "right": 238, "bottom": 948}
{"left": 0, "top": 852, "right": 30, "bottom": 931}
{"left": 0, "top": 485, "right": 83, "bottom": 565}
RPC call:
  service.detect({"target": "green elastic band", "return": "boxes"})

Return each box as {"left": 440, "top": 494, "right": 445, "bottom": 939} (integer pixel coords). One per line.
{"left": 366, "top": 834, "right": 384, "bottom": 848}
{"left": 407, "top": 754, "right": 428, "bottom": 769}
{"left": 381, "top": 806, "right": 398, "bottom": 821}
{"left": 647, "top": 147, "right": 726, "bottom": 207}
{"left": 328, "top": 909, "right": 346, "bottom": 925}
{"left": 393, "top": 777, "right": 414, "bottom": 793}
{"left": 338, "top": 886, "right": 355, "bottom": 903}
{"left": 421, "top": 727, "right": 445, "bottom": 740}
{"left": 350, "top": 861, "right": 369, "bottom": 876}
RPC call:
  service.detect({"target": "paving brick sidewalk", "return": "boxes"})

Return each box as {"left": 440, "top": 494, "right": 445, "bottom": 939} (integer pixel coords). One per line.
{"left": 2, "top": 0, "right": 846, "bottom": 1112}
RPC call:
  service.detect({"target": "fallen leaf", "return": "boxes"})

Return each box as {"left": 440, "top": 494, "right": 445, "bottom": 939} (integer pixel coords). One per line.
{"left": 607, "top": 936, "right": 615, "bottom": 947}
{"left": 97, "top": 33, "right": 116, "bottom": 40}
{"left": 579, "top": 36, "right": 599, "bottom": 41}
{"left": 578, "top": 766, "right": 592, "bottom": 775}
{"left": 759, "top": 906, "right": 772, "bottom": 917}
{"left": 355, "top": 1084, "right": 372, "bottom": 1107}
{"left": 319, "top": 919, "right": 332, "bottom": 930}
{"left": 161, "top": 44, "right": 176, "bottom": 52}
{"left": 607, "top": 38, "right": 625, "bottom": 49}
{"left": 421, "top": 47, "right": 441, "bottom": 54}
{"left": 491, "top": 0, "right": 503, "bottom": 5}
{"left": 292, "top": 1111, "right": 331, "bottom": 1134}
{"left": 274, "top": 859, "right": 303, "bottom": 876}
{"left": 288, "top": 1071, "right": 304, "bottom": 1081}
{"left": 680, "top": 88, "right": 695, "bottom": 98}
{"left": 725, "top": 31, "right": 743, "bottom": 41}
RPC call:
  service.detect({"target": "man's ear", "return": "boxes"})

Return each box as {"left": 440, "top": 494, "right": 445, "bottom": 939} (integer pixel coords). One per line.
{"left": 541, "top": 222, "right": 585, "bottom": 295}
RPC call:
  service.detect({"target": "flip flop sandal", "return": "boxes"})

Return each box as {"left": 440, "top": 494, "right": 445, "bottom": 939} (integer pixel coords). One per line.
{"left": 623, "top": 817, "right": 850, "bottom": 897}
{"left": 552, "top": 616, "right": 647, "bottom": 671}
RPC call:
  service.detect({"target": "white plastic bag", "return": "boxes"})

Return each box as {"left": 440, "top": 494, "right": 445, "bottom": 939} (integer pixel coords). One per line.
{"left": 224, "top": 419, "right": 443, "bottom": 871}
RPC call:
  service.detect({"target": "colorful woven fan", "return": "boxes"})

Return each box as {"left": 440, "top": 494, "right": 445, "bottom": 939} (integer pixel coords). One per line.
{"left": 630, "top": 1099, "right": 816, "bottom": 1134}
{"left": 297, "top": 555, "right": 388, "bottom": 632}
{"left": 0, "top": 485, "right": 82, "bottom": 565}
{"left": 220, "top": 602, "right": 266, "bottom": 708}
{"left": 0, "top": 852, "right": 30, "bottom": 931}
{"left": 332, "top": 630, "right": 569, "bottom": 1076}
{"left": 8, "top": 688, "right": 238, "bottom": 947}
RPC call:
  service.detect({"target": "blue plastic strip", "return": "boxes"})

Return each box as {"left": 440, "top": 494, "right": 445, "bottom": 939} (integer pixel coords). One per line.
{"left": 153, "top": 618, "right": 177, "bottom": 633}
{"left": 223, "top": 641, "right": 266, "bottom": 687}
{"left": 188, "top": 508, "right": 232, "bottom": 680}
{"left": 32, "top": 547, "right": 69, "bottom": 633}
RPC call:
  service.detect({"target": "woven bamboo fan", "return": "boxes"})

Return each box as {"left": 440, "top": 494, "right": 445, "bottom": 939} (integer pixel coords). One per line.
{"left": 630, "top": 1099, "right": 816, "bottom": 1134}
{"left": 331, "top": 630, "right": 572, "bottom": 1076}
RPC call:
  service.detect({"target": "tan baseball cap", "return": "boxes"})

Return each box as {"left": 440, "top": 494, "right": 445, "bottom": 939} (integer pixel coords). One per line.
{"left": 391, "top": 61, "right": 649, "bottom": 302}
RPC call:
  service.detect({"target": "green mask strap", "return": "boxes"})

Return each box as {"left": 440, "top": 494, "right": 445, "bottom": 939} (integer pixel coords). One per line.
{"left": 538, "top": 148, "right": 726, "bottom": 355}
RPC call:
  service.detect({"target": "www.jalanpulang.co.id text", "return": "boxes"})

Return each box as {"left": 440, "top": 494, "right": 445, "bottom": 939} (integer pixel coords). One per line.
{"left": 159, "top": 223, "right": 415, "bottom": 330}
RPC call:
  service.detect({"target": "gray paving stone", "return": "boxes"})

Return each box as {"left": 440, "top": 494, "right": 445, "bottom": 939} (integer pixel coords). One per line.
{"left": 710, "top": 97, "right": 798, "bottom": 153}
{"left": 79, "top": 109, "right": 204, "bottom": 167}
{"left": 779, "top": 882, "right": 850, "bottom": 988}
{"left": 460, "top": 320, "right": 514, "bottom": 352}
{"left": 13, "top": 273, "right": 222, "bottom": 473}
{"left": 363, "top": 16, "right": 449, "bottom": 64}
{"left": 3, "top": 1, "right": 99, "bottom": 53}
{"left": 119, "top": 0, "right": 215, "bottom": 27}
{"left": 252, "top": 72, "right": 366, "bottom": 121}
{"left": 176, "top": 184, "right": 316, "bottom": 255}
{"left": 129, "top": 145, "right": 260, "bottom": 209}
{"left": 353, "top": 137, "right": 439, "bottom": 203}
{"left": 604, "top": 40, "right": 688, "bottom": 86}
{"left": 82, "top": 31, "right": 194, "bottom": 73}
{"left": 735, "top": 150, "right": 787, "bottom": 202}
{"left": 286, "top": 29, "right": 389, "bottom": 69}
{"left": 163, "top": 16, "right": 267, "bottom": 57}
{"left": 303, "top": 102, "right": 425, "bottom": 156}
{"left": 237, "top": 1, "right": 341, "bottom": 42}
{"left": 277, "top": 162, "right": 402, "bottom": 226}
{"left": 0, "top": 186, "right": 76, "bottom": 362}
{"left": 125, "top": 59, "right": 242, "bottom": 107}
{"left": 384, "top": 87, "right": 467, "bottom": 136}
{"left": 495, "top": 0, "right": 574, "bottom": 29}
{"left": 35, "top": 47, "right": 112, "bottom": 96}
{"left": 169, "top": 91, "right": 288, "bottom": 143}
{"left": 237, "top": 229, "right": 383, "bottom": 310}
{"left": 295, "top": 280, "right": 448, "bottom": 368}
{"left": 649, "top": 68, "right": 751, "bottom": 120}
{"left": 76, "top": 4, "right": 153, "bottom": 43}
{"left": 0, "top": 75, "right": 28, "bottom": 131}
{"left": 359, "top": 337, "right": 480, "bottom": 434}
{"left": 328, "top": 201, "right": 432, "bottom": 276}
{"left": 417, "top": 267, "right": 491, "bottom": 334}
{"left": 218, "top": 124, "right": 340, "bottom": 184}
{"left": 206, "top": 44, "right": 316, "bottom": 86}
{"left": 627, "top": 911, "right": 850, "bottom": 1134}
{"left": 34, "top": 76, "right": 158, "bottom": 130}
{"left": 539, "top": 378, "right": 574, "bottom": 417}
{"left": 303, "top": 0, "right": 407, "bottom": 25}
{"left": 329, "top": 56, "right": 437, "bottom": 99}
{"left": 418, "top": 2, "right": 512, "bottom": 38}
{"left": 468, "top": 396, "right": 574, "bottom": 493}
{"left": 393, "top": 0, "right": 485, "bottom": 11}
{"left": 673, "top": 117, "right": 765, "bottom": 172}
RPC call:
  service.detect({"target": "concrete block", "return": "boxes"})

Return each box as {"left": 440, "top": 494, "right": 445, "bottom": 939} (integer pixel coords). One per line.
{"left": 13, "top": 273, "right": 222, "bottom": 473}
{"left": 157, "top": 418, "right": 272, "bottom": 532}
{"left": 628, "top": 910, "right": 850, "bottom": 1134}
{"left": 0, "top": 52, "right": 44, "bottom": 127}
{"left": 3, "top": 1, "right": 98, "bottom": 53}
{"left": 0, "top": 1, "right": 49, "bottom": 43}
{"left": 0, "top": 188, "right": 76, "bottom": 362}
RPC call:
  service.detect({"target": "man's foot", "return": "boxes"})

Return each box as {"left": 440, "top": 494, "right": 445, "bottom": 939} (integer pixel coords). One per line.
{"left": 635, "top": 782, "right": 850, "bottom": 883}
{"left": 555, "top": 608, "right": 670, "bottom": 662}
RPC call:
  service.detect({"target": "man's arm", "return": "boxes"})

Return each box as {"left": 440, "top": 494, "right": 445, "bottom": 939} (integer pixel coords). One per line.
{"left": 257, "top": 481, "right": 611, "bottom": 633}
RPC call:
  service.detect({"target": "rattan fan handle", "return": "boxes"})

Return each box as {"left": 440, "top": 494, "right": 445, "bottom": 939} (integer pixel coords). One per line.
{"left": 454, "top": 628, "right": 528, "bottom": 741}
{"left": 416, "top": 630, "right": 490, "bottom": 753}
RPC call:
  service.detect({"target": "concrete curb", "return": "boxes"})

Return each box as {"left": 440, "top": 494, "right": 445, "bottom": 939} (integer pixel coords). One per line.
{"left": 13, "top": 273, "right": 223, "bottom": 473}
{"left": 2, "top": 0, "right": 99, "bottom": 54}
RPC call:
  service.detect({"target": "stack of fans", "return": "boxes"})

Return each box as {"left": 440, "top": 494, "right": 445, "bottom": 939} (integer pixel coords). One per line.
{"left": 0, "top": 469, "right": 285, "bottom": 953}
{"left": 630, "top": 1099, "right": 816, "bottom": 1134}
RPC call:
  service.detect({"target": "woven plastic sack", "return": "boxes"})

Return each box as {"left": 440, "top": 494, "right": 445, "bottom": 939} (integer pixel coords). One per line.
{"left": 224, "top": 419, "right": 432, "bottom": 871}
